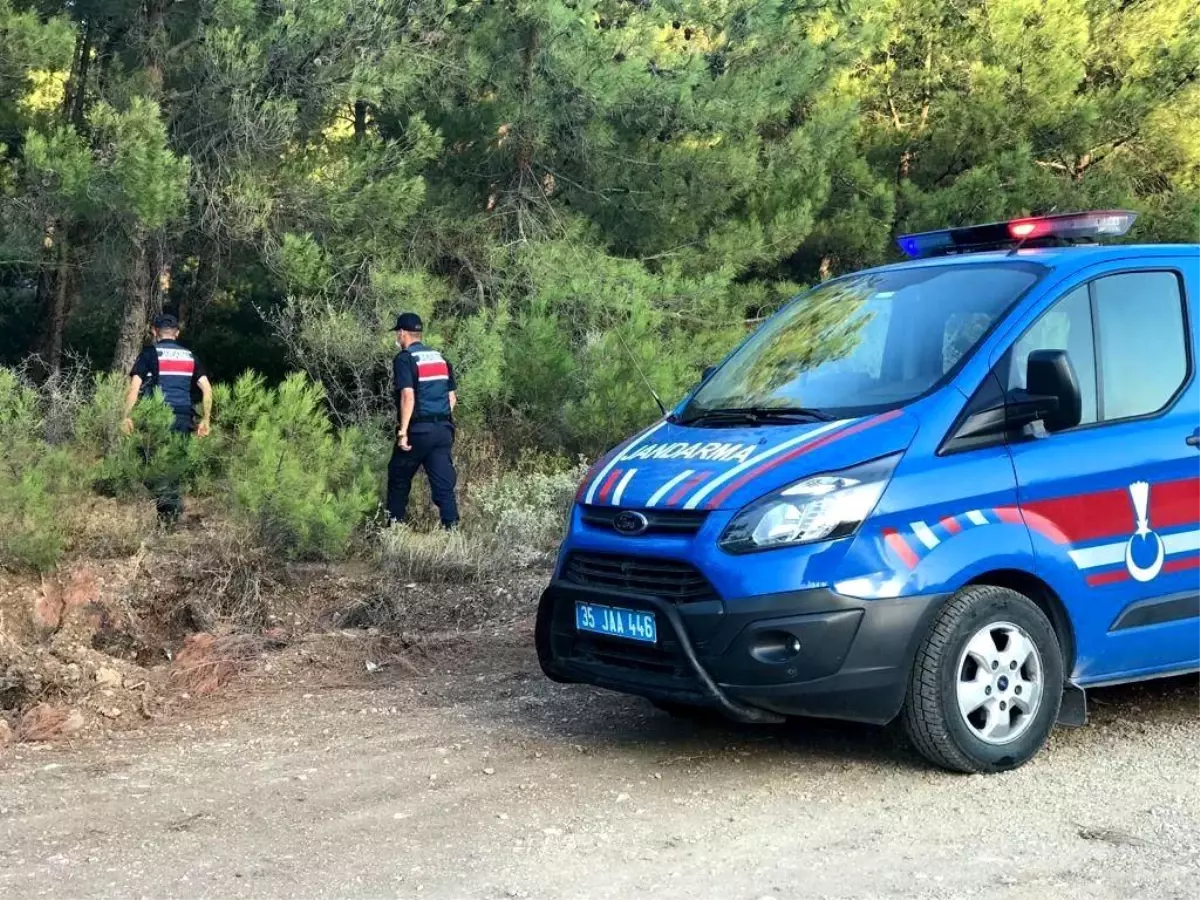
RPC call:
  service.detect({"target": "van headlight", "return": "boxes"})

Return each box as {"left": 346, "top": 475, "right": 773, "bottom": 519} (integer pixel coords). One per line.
{"left": 718, "top": 455, "right": 900, "bottom": 554}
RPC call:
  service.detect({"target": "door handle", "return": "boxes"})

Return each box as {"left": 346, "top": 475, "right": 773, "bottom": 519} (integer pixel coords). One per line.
{"left": 1188, "top": 429, "right": 1200, "bottom": 448}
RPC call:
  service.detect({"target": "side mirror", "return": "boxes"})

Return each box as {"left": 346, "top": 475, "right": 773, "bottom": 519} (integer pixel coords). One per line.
{"left": 1012, "top": 349, "right": 1082, "bottom": 433}
{"left": 701, "top": 365, "right": 716, "bottom": 382}
{"left": 943, "top": 349, "right": 1082, "bottom": 452}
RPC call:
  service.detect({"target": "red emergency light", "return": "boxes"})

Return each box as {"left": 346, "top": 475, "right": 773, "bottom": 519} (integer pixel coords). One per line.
{"left": 1007, "top": 220, "right": 1043, "bottom": 239}
{"left": 897, "top": 210, "right": 1137, "bottom": 259}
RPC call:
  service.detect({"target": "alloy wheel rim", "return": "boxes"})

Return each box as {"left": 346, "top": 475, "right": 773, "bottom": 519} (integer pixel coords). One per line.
{"left": 955, "top": 621, "right": 1043, "bottom": 745}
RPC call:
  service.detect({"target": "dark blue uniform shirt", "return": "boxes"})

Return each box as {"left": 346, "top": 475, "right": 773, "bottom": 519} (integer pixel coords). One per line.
{"left": 394, "top": 341, "right": 456, "bottom": 425}
{"left": 130, "top": 340, "right": 207, "bottom": 432}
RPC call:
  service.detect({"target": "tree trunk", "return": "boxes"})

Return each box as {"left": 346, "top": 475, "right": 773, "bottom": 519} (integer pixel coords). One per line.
{"left": 112, "top": 235, "right": 156, "bottom": 374}
{"left": 68, "top": 20, "right": 94, "bottom": 129}
{"left": 29, "top": 221, "right": 76, "bottom": 379}
{"left": 179, "top": 237, "right": 219, "bottom": 329}
{"left": 144, "top": 0, "right": 168, "bottom": 94}
{"left": 42, "top": 237, "right": 73, "bottom": 375}
{"left": 111, "top": 0, "right": 171, "bottom": 373}
{"left": 353, "top": 100, "right": 368, "bottom": 141}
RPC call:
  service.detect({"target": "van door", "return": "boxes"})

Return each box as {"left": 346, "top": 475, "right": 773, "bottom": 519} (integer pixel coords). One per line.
{"left": 1002, "top": 259, "right": 1199, "bottom": 684}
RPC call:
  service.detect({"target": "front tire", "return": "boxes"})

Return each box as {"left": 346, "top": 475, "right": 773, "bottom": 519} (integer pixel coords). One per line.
{"left": 902, "top": 585, "right": 1063, "bottom": 774}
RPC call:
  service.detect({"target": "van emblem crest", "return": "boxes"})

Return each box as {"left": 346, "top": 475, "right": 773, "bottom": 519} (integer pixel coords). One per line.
{"left": 1125, "top": 481, "right": 1164, "bottom": 582}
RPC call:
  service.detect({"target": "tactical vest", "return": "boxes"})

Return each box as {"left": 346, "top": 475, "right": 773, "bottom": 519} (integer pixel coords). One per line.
{"left": 147, "top": 340, "right": 197, "bottom": 426}
{"left": 408, "top": 342, "right": 453, "bottom": 422}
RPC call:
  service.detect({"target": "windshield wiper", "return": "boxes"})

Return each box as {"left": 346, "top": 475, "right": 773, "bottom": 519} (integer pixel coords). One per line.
{"left": 681, "top": 406, "right": 834, "bottom": 426}
{"left": 752, "top": 406, "right": 835, "bottom": 422}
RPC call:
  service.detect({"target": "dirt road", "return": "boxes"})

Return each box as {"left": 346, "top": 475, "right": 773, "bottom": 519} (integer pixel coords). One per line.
{"left": 1, "top": 630, "right": 1197, "bottom": 900}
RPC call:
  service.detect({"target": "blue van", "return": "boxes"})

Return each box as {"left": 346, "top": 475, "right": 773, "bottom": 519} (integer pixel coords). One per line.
{"left": 536, "top": 211, "right": 1200, "bottom": 773}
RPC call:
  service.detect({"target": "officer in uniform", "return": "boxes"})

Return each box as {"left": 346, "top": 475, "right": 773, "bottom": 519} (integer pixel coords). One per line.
{"left": 388, "top": 312, "right": 460, "bottom": 529}
{"left": 122, "top": 313, "right": 213, "bottom": 522}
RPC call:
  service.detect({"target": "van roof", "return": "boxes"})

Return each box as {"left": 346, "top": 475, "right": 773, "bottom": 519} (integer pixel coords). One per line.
{"left": 864, "top": 243, "right": 1200, "bottom": 277}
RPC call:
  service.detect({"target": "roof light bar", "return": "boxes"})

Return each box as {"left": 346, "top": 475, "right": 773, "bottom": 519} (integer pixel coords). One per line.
{"left": 896, "top": 210, "right": 1138, "bottom": 259}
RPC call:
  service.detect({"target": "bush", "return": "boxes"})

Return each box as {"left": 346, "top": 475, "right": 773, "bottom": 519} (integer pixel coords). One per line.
{"left": 217, "top": 372, "right": 375, "bottom": 560}
{"left": 379, "top": 452, "right": 586, "bottom": 580}
{"left": 377, "top": 526, "right": 496, "bottom": 583}
{"left": 89, "top": 385, "right": 194, "bottom": 502}
{"left": 0, "top": 360, "right": 586, "bottom": 579}
{"left": 470, "top": 456, "right": 587, "bottom": 567}
{"left": 0, "top": 368, "right": 87, "bottom": 571}
{"left": 71, "top": 372, "right": 125, "bottom": 450}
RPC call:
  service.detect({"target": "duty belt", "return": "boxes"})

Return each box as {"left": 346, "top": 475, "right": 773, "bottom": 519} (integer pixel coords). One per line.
{"left": 412, "top": 413, "right": 453, "bottom": 424}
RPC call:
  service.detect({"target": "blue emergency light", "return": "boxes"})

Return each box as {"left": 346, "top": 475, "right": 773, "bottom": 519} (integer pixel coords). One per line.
{"left": 896, "top": 210, "right": 1138, "bottom": 259}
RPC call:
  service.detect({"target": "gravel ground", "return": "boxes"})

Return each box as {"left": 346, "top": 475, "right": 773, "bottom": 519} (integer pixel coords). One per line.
{"left": 0, "top": 630, "right": 1196, "bottom": 900}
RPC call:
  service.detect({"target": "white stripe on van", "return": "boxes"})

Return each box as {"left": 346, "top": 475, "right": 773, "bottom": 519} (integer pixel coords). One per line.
{"left": 682, "top": 419, "right": 853, "bottom": 510}
{"left": 583, "top": 420, "right": 667, "bottom": 506}
{"left": 1068, "top": 542, "right": 1124, "bottom": 570}
{"left": 912, "top": 521, "right": 940, "bottom": 550}
{"left": 610, "top": 469, "right": 638, "bottom": 507}
{"left": 646, "top": 470, "right": 695, "bottom": 507}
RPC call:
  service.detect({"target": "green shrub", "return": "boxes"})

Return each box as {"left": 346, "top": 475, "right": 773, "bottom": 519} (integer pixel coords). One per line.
{"left": 379, "top": 452, "right": 587, "bottom": 580}
{"left": 72, "top": 372, "right": 131, "bottom": 456}
{"left": 0, "top": 368, "right": 87, "bottom": 571}
{"left": 470, "top": 456, "right": 587, "bottom": 567}
{"left": 89, "top": 387, "right": 194, "bottom": 501}
{"left": 219, "top": 372, "right": 375, "bottom": 559}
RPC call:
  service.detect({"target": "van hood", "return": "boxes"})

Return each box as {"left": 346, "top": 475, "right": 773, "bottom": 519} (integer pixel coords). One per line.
{"left": 580, "top": 410, "right": 918, "bottom": 513}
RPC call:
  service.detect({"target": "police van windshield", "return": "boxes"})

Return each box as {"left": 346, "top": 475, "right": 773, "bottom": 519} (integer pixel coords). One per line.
{"left": 682, "top": 263, "right": 1043, "bottom": 422}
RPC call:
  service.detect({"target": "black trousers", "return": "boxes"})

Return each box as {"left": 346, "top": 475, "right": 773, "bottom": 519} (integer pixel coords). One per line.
{"left": 387, "top": 424, "right": 459, "bottom": 527}
{"left": 143, "top": 417, "right": 193, "bottom": 523}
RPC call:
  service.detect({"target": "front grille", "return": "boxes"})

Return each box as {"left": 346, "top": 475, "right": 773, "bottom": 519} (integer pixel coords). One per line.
{"left": 580, "top": 506, "right": 709, "bottom": 536}
{"left": 563, "top": 552, "right": 717, "bottom": 603}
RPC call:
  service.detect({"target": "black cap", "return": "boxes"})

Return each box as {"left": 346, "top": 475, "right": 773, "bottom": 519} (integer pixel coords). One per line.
{"left": 152, "top": 313, "right": 179, "bottom": 330}
{"left": 392, "top": 312, "right": 423, "bottom": 333}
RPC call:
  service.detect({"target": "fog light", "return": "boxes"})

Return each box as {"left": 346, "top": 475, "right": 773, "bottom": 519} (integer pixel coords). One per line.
{"left": 750, "top": 630, "right": 803, "bottom": 664}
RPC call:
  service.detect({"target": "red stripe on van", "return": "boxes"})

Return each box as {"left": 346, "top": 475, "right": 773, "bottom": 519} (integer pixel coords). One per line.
{"left": 666, "top": 471, "right": 710, "bottom": 507}
{"left": 704, "top": 410, "right": 902, "bottom": 511}
{"left": 882, "top": 527, "right": 919, "bottom": 570}
{"left": 597, "top": 469, "right": 623, "bottom": 503}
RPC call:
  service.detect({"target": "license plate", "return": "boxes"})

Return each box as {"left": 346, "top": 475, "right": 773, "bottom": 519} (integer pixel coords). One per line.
{"left": 575, "top": 602, "right": 657, "bottom": 644}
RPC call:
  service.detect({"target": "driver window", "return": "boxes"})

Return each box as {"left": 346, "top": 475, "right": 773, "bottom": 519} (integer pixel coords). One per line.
{"left": 1007, "top": 285, "right": 1098, "bottom": 426}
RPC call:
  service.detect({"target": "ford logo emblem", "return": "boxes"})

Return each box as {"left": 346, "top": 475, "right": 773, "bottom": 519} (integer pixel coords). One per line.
{"left": 612, "top": 510, "right": 650, "bottom": 536}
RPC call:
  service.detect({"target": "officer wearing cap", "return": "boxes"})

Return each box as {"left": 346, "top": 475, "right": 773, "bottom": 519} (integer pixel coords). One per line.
{"left": 122, "top": 313, "right": 213, "bottom": 521}
{"left": 388, "top": 313, "right": 460, "bottom": 529}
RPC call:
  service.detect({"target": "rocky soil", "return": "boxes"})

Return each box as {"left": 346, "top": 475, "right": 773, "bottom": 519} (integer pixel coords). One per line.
{"left": 0, "top": 627, "right": 1196, "bottom": 900}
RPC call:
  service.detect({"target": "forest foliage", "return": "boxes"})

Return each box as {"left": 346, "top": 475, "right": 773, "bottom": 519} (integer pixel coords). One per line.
{"left": 0, "top": 0, "right": 1194, "bottom": 459}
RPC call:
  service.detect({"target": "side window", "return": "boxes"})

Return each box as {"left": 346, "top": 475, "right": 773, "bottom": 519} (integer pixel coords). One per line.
{"left": 1093, "top": 272, "right": 1189, "bottom": 421}
{"left": 1007, "top": 285, "right": 1098, "bottom": 425}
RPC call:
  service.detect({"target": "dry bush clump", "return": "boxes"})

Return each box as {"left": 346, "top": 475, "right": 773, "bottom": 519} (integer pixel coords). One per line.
{"left": 15, "top": 702, "right": 84, "bottom": 742}
{"left": 378, "top": 527, "right": 500, "bottom": 584}
{"left": 64, "top": 496, "right": 159, "bottom": 560}
{"left": 169, "top": 632, "right": 281, "bottom": 696}
{"left": 335, "top": 568, "right": 545, "bottom": 637}
{"left": 177, "top": 540, "right": 280, "bottom": 632}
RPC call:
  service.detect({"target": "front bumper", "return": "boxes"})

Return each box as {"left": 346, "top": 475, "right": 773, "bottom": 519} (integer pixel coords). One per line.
{"left": 536, "top": 581, "right": 946, "bottom": 725}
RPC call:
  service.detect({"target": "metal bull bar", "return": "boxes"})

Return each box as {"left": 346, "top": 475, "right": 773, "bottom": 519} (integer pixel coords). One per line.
{"left": 648, "top": 596, "right": 786, "bottom": 724}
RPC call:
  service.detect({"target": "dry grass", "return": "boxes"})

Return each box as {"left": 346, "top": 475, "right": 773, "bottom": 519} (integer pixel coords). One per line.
{"left": 375, "top": 451, "right": 581, "bottom": 583}
{"left": 64, "top": 496, "right": 159, "bottom": 560}
{"left": 173, "top": 530, "right": 283, "bottom": 632}
{"left": 377, "top": 526, "right": 506, "bottom": 583}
